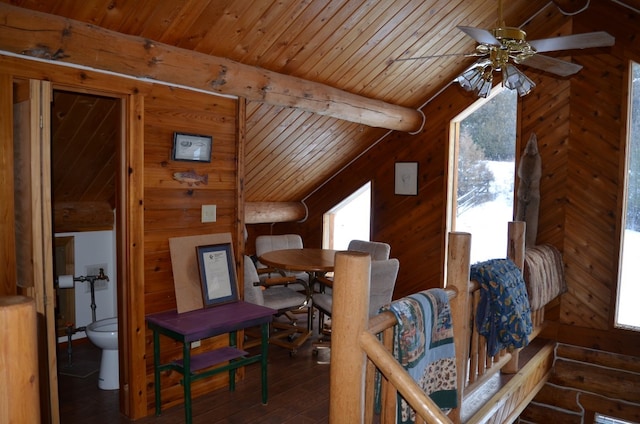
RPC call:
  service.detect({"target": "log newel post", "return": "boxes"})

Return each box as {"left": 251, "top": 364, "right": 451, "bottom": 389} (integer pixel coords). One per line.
{"left": 329, "top": 251, "right": 371, "bottom": 424}
{"left": 505, "top": 220, "right": 526, "bottom": 373}
{"left": 446, "top": 231, "right": 472, "bottom": 423}
{"left": 0, "top": 296, "right": 41, "bottom": 424}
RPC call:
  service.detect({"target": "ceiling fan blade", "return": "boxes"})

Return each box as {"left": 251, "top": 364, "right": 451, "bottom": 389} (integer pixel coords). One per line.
{"left": 529, "top": 32, "right": 614, "bottom": 53}
{"left": 395, "top": 52, "right": 484, "bottom": 62}
{"left": 518, "top": 54, "right": 583, "bottom": 77}
{"left": 457, "top": 26, "right": 500, "bottom": 46}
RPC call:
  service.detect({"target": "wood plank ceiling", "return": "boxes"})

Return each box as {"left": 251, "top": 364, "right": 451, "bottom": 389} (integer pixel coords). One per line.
{"left": 4, "top": 0, "right": 632, "bottom": 204}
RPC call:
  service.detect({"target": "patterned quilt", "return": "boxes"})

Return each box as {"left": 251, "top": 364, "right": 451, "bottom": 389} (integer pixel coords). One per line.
{"left": 385, "top": 289, "right": 458, "bottom": 423}
{"left": 470, "top": 258, "right": 532, "bottom": 357}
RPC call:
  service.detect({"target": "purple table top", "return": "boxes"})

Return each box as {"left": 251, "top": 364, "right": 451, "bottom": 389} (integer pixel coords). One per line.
{"left": 146, "top": 301, "right": 276, "bottom": 342}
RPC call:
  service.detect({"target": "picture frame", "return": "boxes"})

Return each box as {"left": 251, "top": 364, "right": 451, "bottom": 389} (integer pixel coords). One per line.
{"left": 172, "top": 132, "right": 213, "bottom": 163}
{"left": 395, "top": 162, "right": 419, "bottom": 195}
{"left": 196, "top": 243, "right": 238, "bottom": 307}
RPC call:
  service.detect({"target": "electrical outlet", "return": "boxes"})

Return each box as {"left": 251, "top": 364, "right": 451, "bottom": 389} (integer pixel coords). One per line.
{"left": 191, "top": 340, "right": 201, "bottom": 349}
{"left": 201, "top": 204, "right": 217, "bottom": 223}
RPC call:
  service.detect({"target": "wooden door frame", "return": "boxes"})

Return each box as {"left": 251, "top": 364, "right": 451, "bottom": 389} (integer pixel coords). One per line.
{"left": 2, "top": 54, "right": 147, "bottom": 420}
{"left": 47, "top": 83, "right": 146, "bottom": 418}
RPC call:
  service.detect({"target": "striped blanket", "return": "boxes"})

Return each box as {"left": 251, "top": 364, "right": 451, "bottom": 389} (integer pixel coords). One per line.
{"left": 523, "top": 244, "right": 567, "bottom": 311}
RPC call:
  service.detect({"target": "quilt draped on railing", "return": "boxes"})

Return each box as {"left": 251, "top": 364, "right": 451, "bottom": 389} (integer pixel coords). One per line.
{"left": 470, "top": 258, "right": 533, "bottom": 357}
{"left": 383, "top": 288, "right": 458, "bottom": 424}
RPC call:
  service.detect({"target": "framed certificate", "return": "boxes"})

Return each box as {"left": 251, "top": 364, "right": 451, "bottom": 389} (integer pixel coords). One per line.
{"left": 196, "top": 243, "right": 238, "bottom": 307}
{"left": 172, "top": 132, "right": 213, "bottom": 163}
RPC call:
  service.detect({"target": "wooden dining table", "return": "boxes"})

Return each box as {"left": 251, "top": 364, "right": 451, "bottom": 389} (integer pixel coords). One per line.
{"left": 258, "top": 248, "right": 340, "bottom": 331}
{"left": 258, "top": 248, "right": 339, "bottom": 275}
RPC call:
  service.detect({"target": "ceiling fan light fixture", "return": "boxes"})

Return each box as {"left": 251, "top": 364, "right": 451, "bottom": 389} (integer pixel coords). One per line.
{"left": 475, "top": 70, "right": 493, "bottom": 98}
{"left": 456, "top": 59, "right": 493, "bottom": 93}
{"left": 456, "top": 65, "right": 485, "bottom": 92}
{"left": 502, "top": 64, "right": 524, "bottom": 88}
{"left": 502, "top": 64, "right": 536, "bottom": 96}
{"left": 515, "top": 74, "right": 536, "bottom": 97}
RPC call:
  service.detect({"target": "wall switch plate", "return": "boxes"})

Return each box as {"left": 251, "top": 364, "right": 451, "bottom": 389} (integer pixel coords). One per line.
{"left": 201, "top": 204, "right": 217, "bottom": 223}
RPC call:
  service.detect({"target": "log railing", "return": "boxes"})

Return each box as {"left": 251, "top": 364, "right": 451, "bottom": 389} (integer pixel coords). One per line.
{"left": 329, "top": 222, "right": 554, "bottom": 424}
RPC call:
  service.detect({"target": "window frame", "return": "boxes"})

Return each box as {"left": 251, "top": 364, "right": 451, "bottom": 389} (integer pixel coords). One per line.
{"left": 446, "top": 86, "right": 520, "bottom": 263}
{"left": 614, "top": 59, "right": 640, "bottom": 331}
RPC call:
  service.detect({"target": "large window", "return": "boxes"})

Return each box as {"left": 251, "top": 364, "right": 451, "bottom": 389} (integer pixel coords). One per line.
{"left": 322, "top": 182, "right": 371, "bottom": 250}
{"left": 449, "top": 88, "right": 517, "bottom": 263}
{"left": 616, "top": 61, "right": 640, "bottom": 330}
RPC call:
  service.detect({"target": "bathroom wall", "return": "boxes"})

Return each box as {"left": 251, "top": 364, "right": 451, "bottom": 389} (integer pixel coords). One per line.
{"left": 55, "top": 228, "right": 117, "bottom": 341}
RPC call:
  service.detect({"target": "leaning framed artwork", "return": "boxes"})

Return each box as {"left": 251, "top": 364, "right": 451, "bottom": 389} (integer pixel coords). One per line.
{"left": 196, "top": 243, "right": 239, "bottom": 307}
{"left": 172, "top": 132, "right": 213, "bottom": 163}
{"left": 395, "top": 161, "right": 419, "bottom": 195}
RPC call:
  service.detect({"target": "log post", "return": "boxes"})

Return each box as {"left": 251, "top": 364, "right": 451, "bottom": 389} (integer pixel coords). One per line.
{"left": 329, "top": 251, "right": 370, "bottom": 424}
{"left": 446, "top": 231, "right": 472, "bottom": 424}
{"left": 0, "top": 296, "right": 40, "bottom": 424}
{"left": 507, "top": 221, "right": 526, "bottom": 270}
{"left": 504, "top": 220, "right": 526, "bottom": 374}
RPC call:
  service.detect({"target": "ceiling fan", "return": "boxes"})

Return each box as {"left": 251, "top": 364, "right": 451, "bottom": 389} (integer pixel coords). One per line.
{"left": 396, "top": 1, "right": 615, "bottom": 98}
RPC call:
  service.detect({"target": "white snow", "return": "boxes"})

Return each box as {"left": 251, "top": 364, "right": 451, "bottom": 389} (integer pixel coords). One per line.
{"left": 457, "top": 161, "right": 639, "bottom": 329}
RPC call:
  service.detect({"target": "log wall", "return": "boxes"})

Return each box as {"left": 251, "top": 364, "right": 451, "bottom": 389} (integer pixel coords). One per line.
{"left": 521, "top": 344, "right": 640, "bottom": 423}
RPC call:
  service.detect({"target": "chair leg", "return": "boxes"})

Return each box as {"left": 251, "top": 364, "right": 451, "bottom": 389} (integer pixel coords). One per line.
{"left": 245, "top": 309, "right": 312, "bottom": 355}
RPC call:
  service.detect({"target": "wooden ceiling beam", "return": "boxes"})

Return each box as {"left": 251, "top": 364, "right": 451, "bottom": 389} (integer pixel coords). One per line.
{"left": 0, "top": 3, "right": 423, "bottom": 133}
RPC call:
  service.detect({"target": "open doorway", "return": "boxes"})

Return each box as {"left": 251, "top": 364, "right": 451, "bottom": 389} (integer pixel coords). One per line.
{"left": 50, "top": 89, "right": 122, "bottom": 405}
{"left": 322, "top": 182, "right": 371, "bottom": 250}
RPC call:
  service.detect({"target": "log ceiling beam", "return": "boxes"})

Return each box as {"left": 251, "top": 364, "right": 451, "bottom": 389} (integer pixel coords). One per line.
{"left": 0, "top": 3, "right": 424, "bottom": 133}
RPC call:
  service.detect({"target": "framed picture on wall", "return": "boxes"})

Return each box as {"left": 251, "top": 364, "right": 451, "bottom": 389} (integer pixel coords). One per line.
{"left": 172, "top": 132, "right": 213, "bottom": 163}
{"left": 395, "top": 162, "right": 419, "bottom": 195}
{"left": 196, "top": 243, "right": 238, "bottom": 307}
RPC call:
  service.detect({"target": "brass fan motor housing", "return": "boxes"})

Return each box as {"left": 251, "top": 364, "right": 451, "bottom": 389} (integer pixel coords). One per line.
{"left": 491, "top": 27, "right": 527, "bottom": 42}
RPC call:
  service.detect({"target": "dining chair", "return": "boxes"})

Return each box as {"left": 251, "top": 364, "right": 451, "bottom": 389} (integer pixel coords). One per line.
{"left": 315, "top": 239, "right": 391, "bottom": 294}
{"left": 347, "top": 239, "right": 391, "bottom": 261}
{"left": 312, "top": 257, "right": 400, "bottom": 354}
{"left": 242, "top": 255, "right": 312, "bottom": 355}
{"left": 255, "top": 234, "right": 309, "bottom": 291}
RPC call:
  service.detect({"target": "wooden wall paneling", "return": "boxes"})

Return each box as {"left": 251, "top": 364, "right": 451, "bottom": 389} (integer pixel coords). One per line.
{"left": 275, "top": 84, "right": 476, "bottom": 300}
{"left": 561, "top": 37, "right": 624, "bottom": 332}
{"left": 12, "top": 81, "right": 35, "bottom": 291}
{"left": 122, "top": 92, "right": 146, "bottom": 419}
{"left": 51, "top": 93, "right": 118, "bottom": 207}
{"left": 0, "top": 73, "right": 16, "bottom": 296}
{"left": 245, "top": 104, "right": 380, "bottom": 202}
{"left": 30, "top": 79, "right": 58, "bottom": 424}
{"left": 236, "top": 97, "right": 245, "bottom": 300}
{"left": 142, "top": 83, "right": 239, "bottom": 415}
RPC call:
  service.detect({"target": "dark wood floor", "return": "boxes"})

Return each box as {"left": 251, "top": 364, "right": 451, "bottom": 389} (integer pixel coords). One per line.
{"left": 58, "top": 329, "right": 331, "bottom": 423}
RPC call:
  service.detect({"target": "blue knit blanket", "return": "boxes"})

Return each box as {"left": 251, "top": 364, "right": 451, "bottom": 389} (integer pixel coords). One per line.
{"left": 470, "top": 258, "right": 532, "bottom": 357}
{"left": 386, "top": 289, "right": 458, "bottom": 423}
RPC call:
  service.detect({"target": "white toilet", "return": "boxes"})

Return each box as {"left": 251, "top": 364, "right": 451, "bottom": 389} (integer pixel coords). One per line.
{"left": 85, "top": 317, "right": 119, "bottom": 390}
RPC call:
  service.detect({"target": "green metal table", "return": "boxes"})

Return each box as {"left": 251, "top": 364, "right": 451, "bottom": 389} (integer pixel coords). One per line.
{"left": 146, "top": 301, "right": 275, "bottom": 423}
